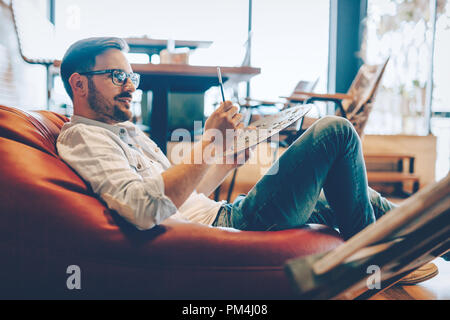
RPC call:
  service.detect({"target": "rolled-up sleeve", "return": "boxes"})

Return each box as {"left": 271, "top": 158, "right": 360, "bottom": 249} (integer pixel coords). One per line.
{"left": 56, "top": 125, "right": 177, "bottom": 230}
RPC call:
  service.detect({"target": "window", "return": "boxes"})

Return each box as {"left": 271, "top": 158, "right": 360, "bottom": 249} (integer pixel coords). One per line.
{"left": 363, "top": 0, "right": 435, "bottom": 135}
{"left": 432, "top": 0, "right": 450, "bottom": 114}
{"left": 251, "top": 0, "right": 330, "bottom": 111}
{"left": 54, "top": 0, "right": 248, "bottom": 66}
{"left": 363, "top": 0, "right": 449, "bottom": 180}
{"left": 431, "top": 0, "right": 450, "bottom": 181}
{"left": 52, "top": 0, "right": 248, "bottom": 114}
{"left": 52, "top": 0, "right": 330, "bottom": 116}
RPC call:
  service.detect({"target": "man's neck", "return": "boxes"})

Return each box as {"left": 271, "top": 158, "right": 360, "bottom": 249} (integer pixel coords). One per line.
{"left": 73, "top": 109, "right": 118, "bottom": 125}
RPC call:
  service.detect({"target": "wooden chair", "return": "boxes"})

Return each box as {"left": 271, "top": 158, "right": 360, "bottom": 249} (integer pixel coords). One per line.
{"left": 10, "top": 0, "right": 61, "bottom": 107}
{"left": 286, "top": 58, "right": 390, "bottom": 137}
{"left": 288, "top": 59, "right": 420, "bottom": 197}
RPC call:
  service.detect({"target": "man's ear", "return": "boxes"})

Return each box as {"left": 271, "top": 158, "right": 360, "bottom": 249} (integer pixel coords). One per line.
{"left": 69, "top": 73, "right": 88, "bottom": 98}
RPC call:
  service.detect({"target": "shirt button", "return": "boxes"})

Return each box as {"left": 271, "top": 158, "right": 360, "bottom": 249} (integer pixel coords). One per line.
{"left": 120, "top": 129, "right": 126, "bottom": 134}
{"left": 137, "top": 163, "right": 142, "bottom": 169}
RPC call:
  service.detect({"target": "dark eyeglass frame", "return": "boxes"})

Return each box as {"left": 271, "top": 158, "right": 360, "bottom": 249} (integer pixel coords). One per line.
{"left": 78, "top": 69, "right": 140, "bottom": 88}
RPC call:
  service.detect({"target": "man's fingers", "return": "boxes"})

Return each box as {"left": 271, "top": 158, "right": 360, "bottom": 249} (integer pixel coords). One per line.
{"left": 220, "top": 100, "right": 234, "bottom": 112}
{"left": 225, "top": 105, "right": 239, "bottom": 119}
{"left": 214, "top": 100, "right": 231, "bottom": 114}
{"left": 231, "top": 113, "right": 244, "bottom": 126}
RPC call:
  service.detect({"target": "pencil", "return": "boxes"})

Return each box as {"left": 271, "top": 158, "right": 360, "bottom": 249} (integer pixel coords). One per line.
{"left": 217, "top": 67, "right": 226, "bottom": 102}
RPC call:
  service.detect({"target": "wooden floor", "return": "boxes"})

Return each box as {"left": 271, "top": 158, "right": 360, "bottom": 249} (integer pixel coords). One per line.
{"left": 371, "top": 257, "right": 450, "bottom": 300}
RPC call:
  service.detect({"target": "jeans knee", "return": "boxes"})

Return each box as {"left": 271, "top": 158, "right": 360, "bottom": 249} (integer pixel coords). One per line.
{"left": 321, "top": 115, "right": 352, "bottom": 128}
{"left": 315, "top": 116, "right": 356, "bottom": 139}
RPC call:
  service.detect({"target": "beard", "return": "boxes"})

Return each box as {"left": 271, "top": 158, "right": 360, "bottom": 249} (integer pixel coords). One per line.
{"left": 87, "top": 78, "right": 131, "bottom": 123}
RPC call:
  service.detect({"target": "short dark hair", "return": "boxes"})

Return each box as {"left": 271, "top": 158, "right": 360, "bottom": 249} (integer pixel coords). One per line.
{"left": 60, "top": 37, "right": 129, "bottom": 99}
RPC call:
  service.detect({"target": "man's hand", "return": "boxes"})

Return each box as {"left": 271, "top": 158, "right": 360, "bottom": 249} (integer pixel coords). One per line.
{"left": 223, "top": 146, "right": 255, "bottom": 170}
{"left": 162, "top": 101, "right": 244, "bottom": 208}
{"left": 203, "top": 101, "right": 244, "bottom": 152}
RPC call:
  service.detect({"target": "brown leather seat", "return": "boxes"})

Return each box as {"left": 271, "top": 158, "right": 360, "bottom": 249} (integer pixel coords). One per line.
{"left": 0, "top": 105, "right": 344, "bottom": 299}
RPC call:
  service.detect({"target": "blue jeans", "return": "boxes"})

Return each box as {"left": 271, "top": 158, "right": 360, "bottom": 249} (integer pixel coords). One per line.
{"left": 213, "top": 116, "right": 396, "bottom": 240}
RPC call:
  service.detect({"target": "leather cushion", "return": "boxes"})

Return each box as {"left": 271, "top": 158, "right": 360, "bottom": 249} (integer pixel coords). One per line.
{"left": 0, "top": 105, "right": 344, "bottom": 298}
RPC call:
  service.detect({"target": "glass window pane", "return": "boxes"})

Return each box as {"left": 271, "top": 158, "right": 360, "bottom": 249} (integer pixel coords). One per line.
{"left": 431, "top": 1, "right": 450, "bottom": 181}
{"left": 362, "top": 0, "right": 434, "bottom": 135}
{"left": 432, "top": 0, "right": 450, "bottom": 113}
{"left": 251, "top": 0, "right": 330, "bottom": 107}
{"left": 54, "top": 0, "right": 248, "bottom": 66}
{"left": 53, "top": 1, "right": 330, "bottom": 117}
{"left": 53, "top": 0, "right": 249, "bottom": 112}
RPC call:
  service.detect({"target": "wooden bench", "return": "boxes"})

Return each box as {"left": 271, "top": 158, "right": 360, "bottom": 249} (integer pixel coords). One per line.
{"left": 364, "top": 153, "right": 420, "bottom": 196}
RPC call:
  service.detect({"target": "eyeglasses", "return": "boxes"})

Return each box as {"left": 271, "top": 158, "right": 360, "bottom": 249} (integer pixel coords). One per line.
{"left": 78, "top": 69, "right": 140, "bottom": 88}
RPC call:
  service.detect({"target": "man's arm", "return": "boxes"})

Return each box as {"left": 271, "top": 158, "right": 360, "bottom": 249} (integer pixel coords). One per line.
{"left": 57, "top": 125, "right": 179, "bottom": 230}
{"left": 196, "top": 147, "right": 254, "bottom": 197}
{"left": 57, "top": 101, "right": 243, "bottom": 230}
{"left": 162, "top": 100, "right": 244, "bottom": 206}
{"left": 161, "top": 138, "right": 213, "bottom": 207}
{"left": 195, "top": 164, "right": 232, "bottom": 197}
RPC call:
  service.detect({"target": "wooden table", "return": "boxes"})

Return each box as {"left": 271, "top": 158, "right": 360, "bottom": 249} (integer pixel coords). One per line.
{"left": 125, "top": 37, "right": 213, "bottom": 57}
{"left": 131, "top": 63, "right": 261, "bottom": 153}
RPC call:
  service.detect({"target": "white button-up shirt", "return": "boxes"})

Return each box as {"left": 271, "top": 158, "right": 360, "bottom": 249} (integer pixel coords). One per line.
{"left": 56, "top": 115, "right": 223, "bottom": 230}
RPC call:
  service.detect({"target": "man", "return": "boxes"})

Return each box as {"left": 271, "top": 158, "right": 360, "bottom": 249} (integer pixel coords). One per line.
{"left": 56, "top": 37, "right": 395, "bottom": 241}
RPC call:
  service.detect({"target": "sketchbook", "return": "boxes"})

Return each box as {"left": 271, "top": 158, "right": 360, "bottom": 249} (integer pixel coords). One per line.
{"left": 224, "top": 104, "right": 311, "bottom": 156}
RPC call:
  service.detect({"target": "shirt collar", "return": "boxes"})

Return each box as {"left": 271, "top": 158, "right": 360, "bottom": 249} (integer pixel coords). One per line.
{"left": 70, "top": 115, "right": 137, "bottom": 137}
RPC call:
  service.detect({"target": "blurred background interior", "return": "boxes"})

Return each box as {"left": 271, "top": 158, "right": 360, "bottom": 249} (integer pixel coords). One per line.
{"left": 0, "top": 0, "right": 449, "bottom": 202}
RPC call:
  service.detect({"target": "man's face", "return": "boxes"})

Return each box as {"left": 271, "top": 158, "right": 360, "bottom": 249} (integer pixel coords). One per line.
{"left": 86, "top": 49, "right": 136, "bottom": 123}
